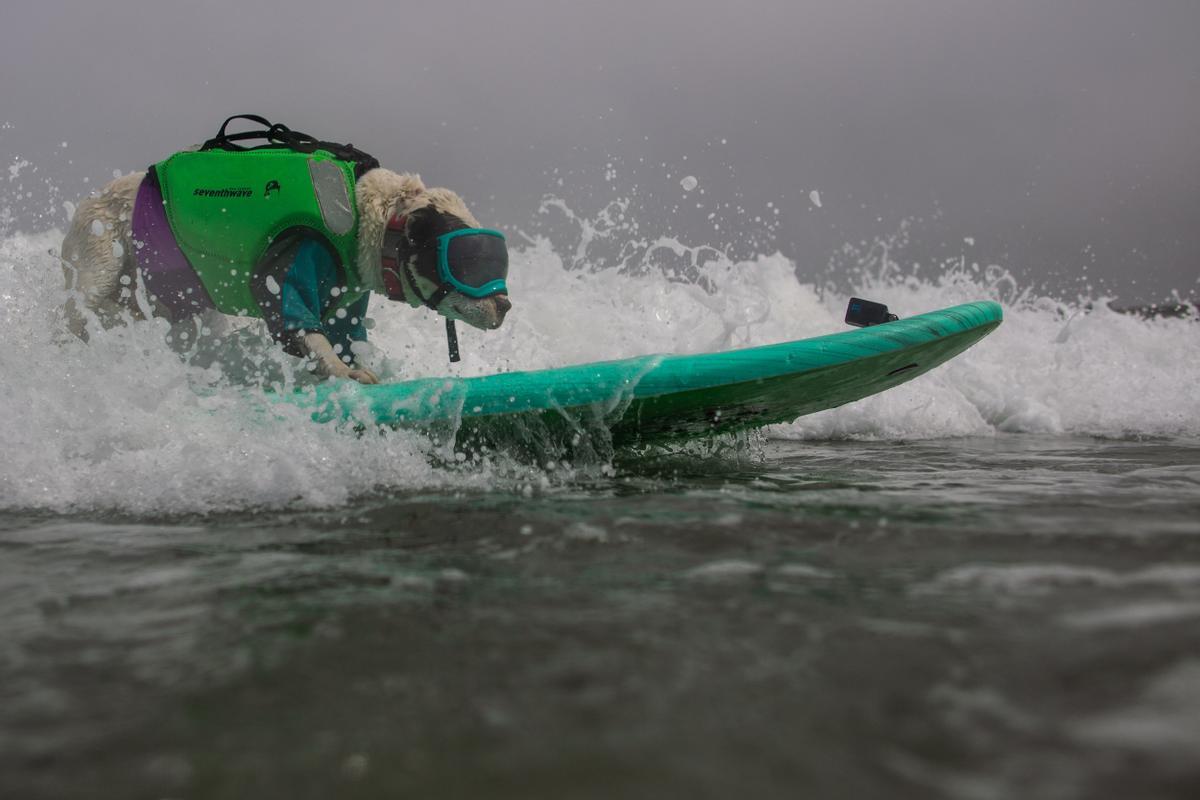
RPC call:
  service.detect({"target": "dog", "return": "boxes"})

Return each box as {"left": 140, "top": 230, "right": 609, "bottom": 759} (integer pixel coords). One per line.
{"left": 60, "top": 164, "right": 511, "bottom": 383}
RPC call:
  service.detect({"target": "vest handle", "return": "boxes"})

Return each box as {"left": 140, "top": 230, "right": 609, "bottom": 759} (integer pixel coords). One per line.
{"left": 202, "top": 114, "right": 310, "bottom": 151}
{"left": 199, "top": 114, "right": 380, "bottom": 178}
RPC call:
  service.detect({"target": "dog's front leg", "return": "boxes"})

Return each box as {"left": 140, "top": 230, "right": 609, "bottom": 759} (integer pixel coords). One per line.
{"left": 301, "top": 332, "right": 379, "bottom": 384}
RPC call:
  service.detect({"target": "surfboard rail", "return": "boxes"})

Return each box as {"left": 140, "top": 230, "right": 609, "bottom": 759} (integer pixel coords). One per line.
{"left": 274, "top": 301, "right": 1003, "bottom": 445}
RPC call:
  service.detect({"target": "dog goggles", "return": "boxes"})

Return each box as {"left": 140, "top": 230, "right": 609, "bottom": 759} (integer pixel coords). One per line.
{"left": 436, "top": 228, "right": 508, "bottom": 298}
{"left": 380, "top": 224, "right": 509, "bottom": 364}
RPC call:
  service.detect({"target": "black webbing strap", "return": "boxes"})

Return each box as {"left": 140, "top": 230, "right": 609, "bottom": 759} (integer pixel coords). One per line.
{"left": 401, "top": 257, "right": 461, "bottom": 363}
{"left": 425, "top": 284, "right": 454, "bottom": 311}
{"left": 446, "top": 319, "right": 461, "bottom": 363}
{"left": 200, "top": 114, "right": 380, "bottom": 178}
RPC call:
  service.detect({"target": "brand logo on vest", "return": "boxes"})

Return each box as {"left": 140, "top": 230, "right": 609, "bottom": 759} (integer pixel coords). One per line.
{"left": 264, "top": 180, "right": 281, "bottom": 198}
{"left": 193, "top": 187, "right": 253, "bottom": 198}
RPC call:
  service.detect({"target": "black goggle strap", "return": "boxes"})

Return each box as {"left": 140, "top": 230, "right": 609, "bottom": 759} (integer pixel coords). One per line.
{"left": 385, "top": 220, "right": 461, "bottom": 363}
{"left": 445, "top": 318, "right": 460, "bottom": 362}
{"left": 422, "top": 277, "right": 459, "bottom": 363}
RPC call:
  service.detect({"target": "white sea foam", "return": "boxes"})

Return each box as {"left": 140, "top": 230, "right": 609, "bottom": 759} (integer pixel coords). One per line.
{"left": 1, "top": 185, "right": 1197, "bottom": 512}
{"left": 683, "top": 560, "right": 765, "bottom": 582}
{"left": 1070, "top": 660, "right": 1200, "bottom": 759}
{"left": 1059, "top": 601, "right": 1200, "bottom": 631}
{"left": 916, "top": 563, "right": 1200, "bottom": 596}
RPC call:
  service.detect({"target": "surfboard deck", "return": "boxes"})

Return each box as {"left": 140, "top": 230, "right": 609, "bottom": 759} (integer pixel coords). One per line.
{"left": 271, "top": 301, "right": 1002, "bottom": 446}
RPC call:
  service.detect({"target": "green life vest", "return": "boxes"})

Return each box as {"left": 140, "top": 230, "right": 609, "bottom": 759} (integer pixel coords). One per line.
{"left": 153, "top": 147, "right": 367, "bottom": 320}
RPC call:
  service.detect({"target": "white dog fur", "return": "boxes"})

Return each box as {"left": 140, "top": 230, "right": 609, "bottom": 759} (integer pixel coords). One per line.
{"left": 61, "top": 168, "right": 509, "bottom": 382}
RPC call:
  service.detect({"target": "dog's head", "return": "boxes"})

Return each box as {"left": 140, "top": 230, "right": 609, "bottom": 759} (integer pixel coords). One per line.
{"left": 380, "top": 189, "right": 511, "bottom": 331}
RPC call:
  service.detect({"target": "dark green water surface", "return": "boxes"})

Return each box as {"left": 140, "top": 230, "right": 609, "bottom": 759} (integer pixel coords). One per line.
{"left": 3, "top": 435, "right": 1199, "bottom": 799}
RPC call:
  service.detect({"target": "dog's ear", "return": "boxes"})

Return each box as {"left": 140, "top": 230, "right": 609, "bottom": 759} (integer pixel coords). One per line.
{"left": 403, "top": 206, "right": 438, "bottom": 246}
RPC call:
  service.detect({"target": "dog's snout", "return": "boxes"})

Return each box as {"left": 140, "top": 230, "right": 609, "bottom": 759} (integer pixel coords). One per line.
{"left": 493, "top": 294, "right": 512, "bottom": 315}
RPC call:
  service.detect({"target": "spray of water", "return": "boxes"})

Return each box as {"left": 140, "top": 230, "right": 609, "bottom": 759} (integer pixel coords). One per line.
{"left": 1, "top": 170, "right": 1196, "bottom": 513}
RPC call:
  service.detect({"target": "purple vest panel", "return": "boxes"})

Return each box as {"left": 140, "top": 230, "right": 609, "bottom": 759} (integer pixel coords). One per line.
{"left": 132, "top": 174, "right": 216, "bottom": 319}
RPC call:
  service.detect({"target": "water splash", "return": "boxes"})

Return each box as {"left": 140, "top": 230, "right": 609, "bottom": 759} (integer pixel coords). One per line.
{"left": 0, "top": 181, "right": 1196, "bottom": 512}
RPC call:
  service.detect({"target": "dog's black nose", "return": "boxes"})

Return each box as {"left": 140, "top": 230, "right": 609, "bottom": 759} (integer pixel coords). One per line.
{"left": 493, "top": 294, "right": 512, "bottom": 314}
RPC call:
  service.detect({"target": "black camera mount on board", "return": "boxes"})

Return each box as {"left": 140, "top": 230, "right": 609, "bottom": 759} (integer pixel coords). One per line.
{"left": 845, "top": 297, "right": 899, "bottom": 327}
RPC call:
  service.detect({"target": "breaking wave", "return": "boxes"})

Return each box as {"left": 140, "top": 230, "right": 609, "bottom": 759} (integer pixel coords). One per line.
{"left": 0, "top": 180, "right": 1197, "bottom": 512}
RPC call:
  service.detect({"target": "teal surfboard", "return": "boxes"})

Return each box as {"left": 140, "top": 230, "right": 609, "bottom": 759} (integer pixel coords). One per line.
{"left": 272, "top": 301, "right": 1001, "bottom": 446}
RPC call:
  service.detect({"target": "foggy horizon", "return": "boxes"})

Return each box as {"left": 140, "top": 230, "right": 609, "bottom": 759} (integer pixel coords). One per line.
{"left": 2, "top": 0, "right": 1197, "bottom": 304}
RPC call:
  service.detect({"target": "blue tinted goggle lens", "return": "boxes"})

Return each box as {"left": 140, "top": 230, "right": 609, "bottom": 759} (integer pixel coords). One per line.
{"left": 437, "top": 229, "right": 508, "bottom": 298}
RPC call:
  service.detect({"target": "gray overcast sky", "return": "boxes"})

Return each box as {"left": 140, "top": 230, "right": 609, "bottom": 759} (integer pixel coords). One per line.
{"left": 2, "top": 0, "right": 1197, "bottom": 302}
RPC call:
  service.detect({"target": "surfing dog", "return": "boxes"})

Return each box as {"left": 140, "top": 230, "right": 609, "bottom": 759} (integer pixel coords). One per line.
{"left": 59, "top": 167, "right": 512, "bottom": 382}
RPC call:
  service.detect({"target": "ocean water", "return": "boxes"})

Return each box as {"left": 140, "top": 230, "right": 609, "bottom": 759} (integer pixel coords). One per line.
{"left": 1, "top": 198, "right": 1199, "bottom": 798}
